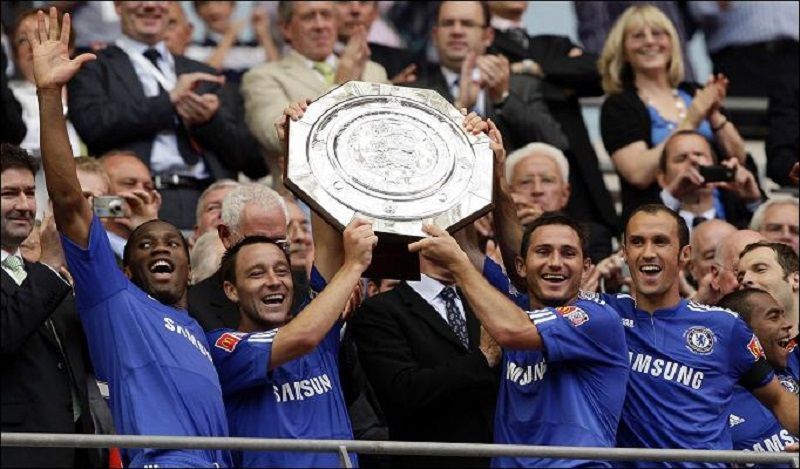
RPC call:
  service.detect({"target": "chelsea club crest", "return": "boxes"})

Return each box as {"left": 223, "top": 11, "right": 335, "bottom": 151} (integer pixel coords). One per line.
{"left": 684, "top": 326, "right": 715, "bottom": 355}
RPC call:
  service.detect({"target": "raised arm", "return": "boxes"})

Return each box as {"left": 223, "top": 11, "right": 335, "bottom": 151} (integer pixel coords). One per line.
{"left": 751, "top": 377, "right": 799, "bottom": 437}
{"left": 409, "top": 224, "right": 542, "bottom": 350}
{"left": 33, "top": 8, "right": 96, "bottom": 247}
{"left": 268, "top": 218, "right": 376, "bottom": 369}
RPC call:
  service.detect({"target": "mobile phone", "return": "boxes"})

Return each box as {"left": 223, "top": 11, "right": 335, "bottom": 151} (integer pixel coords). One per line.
{"left": 93, "top": 196, "right": 125, "bottom": 218}
{"left": 698, "top": 165, "right": 735, "bottom": 183}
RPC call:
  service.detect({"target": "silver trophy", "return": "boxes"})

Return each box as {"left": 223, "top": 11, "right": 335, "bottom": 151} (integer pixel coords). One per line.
{"left": 286, "top": 81, "right": 494, "bottom": 279}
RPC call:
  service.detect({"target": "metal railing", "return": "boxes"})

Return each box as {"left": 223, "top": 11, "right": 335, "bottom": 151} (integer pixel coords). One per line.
{"left": 2, "top": 433, "right": 798, "bottom": 468}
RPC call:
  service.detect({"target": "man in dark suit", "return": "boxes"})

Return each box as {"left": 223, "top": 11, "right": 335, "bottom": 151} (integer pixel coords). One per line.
{"left": 656, "top": 130, "right": 764, "bottom": 231}
{"left": 67, "top": 1, "right": 253, "bottom": 230}
{"left": 1, "top": 144, "right": 109, "bottom": 468}
{"left": 488, "top": 1, "right": 619, "bottom": 234}
{"left": 351, "top": 254, "right": 501, "bottom": 468}
{"left": 188, "top": 183, "right": 290, "bottom": 331}
{"left": 407, "top": 1, "right": 567, "bottom": 154}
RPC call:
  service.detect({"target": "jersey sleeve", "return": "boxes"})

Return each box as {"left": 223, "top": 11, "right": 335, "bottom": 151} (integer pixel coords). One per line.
{"left": 528, "top": 300, "right": 625, "bottom": 365}
{"left": 729, "top": 317, "right": 775, "bottom": 390}
{"left": 208, "top": 329, "right": 277, "bottom": 396}
{"left": 61, "top": 215, "right": 128, "bottom": 310}
{"left": 482, "top": 256, "right": 529, "bottom": 309}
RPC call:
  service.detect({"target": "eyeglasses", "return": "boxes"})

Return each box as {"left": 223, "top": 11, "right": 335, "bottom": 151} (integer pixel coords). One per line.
{"left": 437, "top": 19, "right": 486, "bottom": 29}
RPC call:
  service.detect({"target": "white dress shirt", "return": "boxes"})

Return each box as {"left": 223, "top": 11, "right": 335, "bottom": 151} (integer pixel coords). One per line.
{"left": 407, "top": 274, "right": 467, "bottom": 326}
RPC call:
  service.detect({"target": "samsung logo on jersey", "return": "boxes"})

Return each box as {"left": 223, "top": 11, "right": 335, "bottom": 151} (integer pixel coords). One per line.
{"left": 163, "top": 317, "right": 213, "bottom": 363}
{"left": 629, "top": 352, "right": 704, "bottom": 389}
{"left": 506, "top": 360, "right": 547, "bottom": 386}
{"left": 745, "top": 430, "right": 798, "bottom": 454}
{"left": 272, "top": 374, "right": 333, "bottom": 403}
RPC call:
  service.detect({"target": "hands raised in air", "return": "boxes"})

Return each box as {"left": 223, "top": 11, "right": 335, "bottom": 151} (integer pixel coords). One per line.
{"left": 31, "top": 7, "right": 95, "bottom": 89}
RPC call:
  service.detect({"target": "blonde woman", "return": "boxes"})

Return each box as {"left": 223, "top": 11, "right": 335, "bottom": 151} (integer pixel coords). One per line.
{"left": 598, "top": 4, "right": 747, "bottom": 222}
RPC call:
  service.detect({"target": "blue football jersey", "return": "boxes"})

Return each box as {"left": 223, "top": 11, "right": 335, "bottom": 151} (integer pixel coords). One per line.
{"left": 485, "top": 256, "right": 629, "bottom": 468}
{"left": 728, "top": 369, "right": 799, "bottom": 468}
{"left": 604, "top": 294, "right": 774, "bottom": 468}
{"left": 208, "top": 269, "right": 356, "bottom": 468}
{"left": 62, "top": 216, "right": 230, "bottom": 468}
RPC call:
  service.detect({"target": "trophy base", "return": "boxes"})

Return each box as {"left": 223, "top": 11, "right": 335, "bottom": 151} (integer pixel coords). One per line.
{"left": 363, "top": 234, "right": 421, "bottom": 281}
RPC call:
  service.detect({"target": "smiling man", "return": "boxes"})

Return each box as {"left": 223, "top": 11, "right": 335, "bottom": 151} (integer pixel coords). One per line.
{"left": 32, "top": 8, "right": 230, "bottom": 467}
{"left": 738, "top": 242, "right": 799, "bottom": 338}
{"left": 604, "top": 204, "right": 799, "bottom": 467}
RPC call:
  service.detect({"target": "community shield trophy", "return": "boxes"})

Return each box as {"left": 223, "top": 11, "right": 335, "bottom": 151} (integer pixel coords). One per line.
{"left": 285, "top": 81, "right": 494, "bottom": 280}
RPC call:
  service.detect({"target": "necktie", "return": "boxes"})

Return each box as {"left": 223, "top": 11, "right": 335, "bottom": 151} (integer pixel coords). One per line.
{"left": 440, "top": 287, "right": 469, "bottom": 348}
{"left": 506, "top": 27, "right": 530, "bottom": 50}
{"left": 143, "top": 47, "right": 162, "bottom": 71}
{"left": 692, "top": 216, "right": 708, "bottom": 228}
{"left": 313, "top": 61, "right": 336, "bottom": 86}
{"left": 3, "top": 255, "right": 27, "bottom": 285}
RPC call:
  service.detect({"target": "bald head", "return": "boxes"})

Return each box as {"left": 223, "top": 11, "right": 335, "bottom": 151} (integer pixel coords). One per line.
{"left": 689, "top": 219, "right": 737, "bottom": 281}
{"left": 712, "top": 229, "right": 767, "bottom": 298}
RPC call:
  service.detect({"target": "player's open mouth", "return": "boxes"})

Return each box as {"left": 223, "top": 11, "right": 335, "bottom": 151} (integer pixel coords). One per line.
{"left": 777, "top": 336, "right": 792, "bottom": 349}
{"left": 261, "top": 294, "right": 285, "bottom": 306}
{"left": 149, "top": 259, "right": 175, "bottom": 280}
{"left": 639, "top": 264, "right": 662, "bottom": 276}
{"left": 541, "top": 273, "right": 567, "bottom": 284}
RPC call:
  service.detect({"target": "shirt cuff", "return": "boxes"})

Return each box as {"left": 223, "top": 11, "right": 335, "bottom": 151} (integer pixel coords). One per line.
{"left": 659, "top": 188, "right": 681, "bottom": 211}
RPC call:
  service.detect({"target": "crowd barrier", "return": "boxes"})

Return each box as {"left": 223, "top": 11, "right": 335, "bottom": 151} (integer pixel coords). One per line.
{"left": 2, "top": 433, "right": 798, "bottom": 468}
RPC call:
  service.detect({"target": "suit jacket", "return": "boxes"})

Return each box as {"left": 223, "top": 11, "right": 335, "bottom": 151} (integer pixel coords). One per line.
{"left": 1, "top": 262, "right": 109, "bottom": 468}
{"left": 406, "top": 63, "right": 569, "bottom": 153}
{"left": 492, "top": 31, "right": 619, "bottom": 231}
{"left": 67, "top": 45, "right": 249, "bottom": 180}
{"left": 241, "top": 49, "right": 389, "bottom": 165}
{"left": 350, "top": 282, "right": 499, "bottom": 468}
{"left": 368, "top": 42, "right": 424, "bottom": 79}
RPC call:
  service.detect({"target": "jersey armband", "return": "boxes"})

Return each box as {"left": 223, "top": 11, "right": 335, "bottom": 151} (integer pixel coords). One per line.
{"left": 738, "top": 358, "right": 773, "bottom": 391}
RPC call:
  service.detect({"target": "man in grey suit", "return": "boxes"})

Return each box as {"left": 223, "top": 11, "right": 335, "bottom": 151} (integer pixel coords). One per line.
{"left": 242, "top": 1, "right": 389, "bottom": 181}
{"left": 408, "top": 0, "right": 567, "bottom": 154}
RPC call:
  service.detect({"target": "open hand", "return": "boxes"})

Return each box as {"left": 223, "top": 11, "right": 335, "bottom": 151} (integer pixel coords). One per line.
{"left": 31, "top": 8, "right": 96, "bottom": 89}
{"left": 274, "top": 98, "right": 313, "bottom": 144}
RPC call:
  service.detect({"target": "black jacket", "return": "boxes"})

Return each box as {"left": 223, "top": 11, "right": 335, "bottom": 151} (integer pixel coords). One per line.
{"left": 350, "top": 282, "right": 499, "bottom": 468}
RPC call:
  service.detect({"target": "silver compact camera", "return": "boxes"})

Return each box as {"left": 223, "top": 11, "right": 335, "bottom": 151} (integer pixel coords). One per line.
{"left": 93, "top": 196, "right": 125, "bottom": 218}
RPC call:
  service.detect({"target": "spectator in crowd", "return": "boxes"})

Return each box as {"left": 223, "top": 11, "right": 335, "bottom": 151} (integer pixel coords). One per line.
{"left": 411, "top": 210, "right": 629, "bottom": 468}
{"left": 574, "top": 1, "right": 697, "bottom": 81}
{"left": 2, "top": 143, "right": 110, "bottom": 468}
{"left": 162, "top": 0, "right": 195, "bottom": 56}
{"left": 349, "top": 115, "right": 503, "bottom": 469}
{"left": 738, "top": 242, "right": 799, "bottom": 337}
{"left": 409, "top": 1, "right": 568, "bottom": 154}
{"left": 9, "top": 8, "right": 82, "bottom": 154}
{"left": 284, "top": 194, "right": 313, "bottom": 279}
{"left": 67, "top": 1, "right": 253, "bottom": 230}
{"left": 32, "top": 9, "right": 230, "bottom": 466}
{"left": 185, "top": 1, "right": 279, "bottom": 84}
{"left": 1, "top": 48, "right": 25, "bottom": 145}
{"left": 598, "top": 4, "right": 747, "bottom": 223}
{"left": 192, "top": 179, "right": 239, "bottom": 245}
{"left": 190, "top": 229, "right": 225, "bottom": 285}
{"left": 656, "top": 130, "right": 762, "bottom": 231}
{"left": 720, "top": 289, "right": 798, "bottom": 455}
{"left": 75, "top": 156, "right": 111, "bottom": 200}
{"left": 701, "top": 229, "right": 767, "bottom": 305}
{"left": 605, "top": 205, "right": 798, "bottom": 461}
{"left": 208, "top": 215, "right": 375, "bottom": 467}
{"left": 334, "top": 0, "right": 418, "bottom": 84}
{"left": 765, "top": 78, "right": 798, "bottom": 187}
{"left": 504, "top": 141, "right": 613, "bottom": 262}
{"left": 750, "top": 197, "right": 799, "bottom": 255}
{"left": 99, "top": 151, "right": 161, "bottom": 260}
{"left": 242, "top": 0, "right": 388, "bottom": 182}
{"left": 49, "top": 1, "right": 121, "bottom": 52}
{"left": 489, "top": 0, "right": 619, "bottom": 235}
{"left": 685, "top": 218, "right": 736, "bottom": 289}
{"left": 188, "top": 183, "right": 288, "bottom": 331}
{"left": 688, "top": 1, "right": 798, "bottom": 99}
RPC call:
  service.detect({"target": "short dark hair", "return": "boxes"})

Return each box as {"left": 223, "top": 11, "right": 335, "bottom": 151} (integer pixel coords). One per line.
{"left": 659, "top": 130, "right": 718, "bottom": 173}
{"left": 520, "top": 212, "right": 589, "bottom": 259}
{"left": 122, "top": 219, "right": 190, "bottom": 267}
{"left": 718, "top": 287, "right": 772, "bottom": 324}
{"left": 740, "top": 241, "right": 799, "bottom": 279}
{"left": 624, "top": 204, "right": 690, "bottom": 249}
{"left": 435, "top": 1, "right": 491, "bottom": 27}
{"left": 1, "top": 143, "right": 38, "bottom": 176}
{"left": 219, "top": 236, "right": 291, "bottom": 286}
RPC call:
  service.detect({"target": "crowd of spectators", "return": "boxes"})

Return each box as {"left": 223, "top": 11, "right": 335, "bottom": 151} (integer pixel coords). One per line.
{"left": 1, "top": 1, "right": 799, "bottom": 468}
